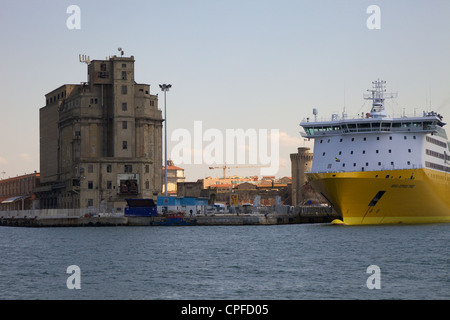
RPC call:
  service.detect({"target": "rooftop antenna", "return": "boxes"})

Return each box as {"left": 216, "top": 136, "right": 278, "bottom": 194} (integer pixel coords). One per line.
{"left": 79, "top": 54, "right": 90, "bottom": 64}
{"left": 118, "top": 47, "right": 124, "bottom": 56}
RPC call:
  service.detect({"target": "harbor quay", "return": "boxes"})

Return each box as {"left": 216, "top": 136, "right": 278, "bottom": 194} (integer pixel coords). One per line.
{"left": 0, "top": 206, "right": 339, "bottom": 227}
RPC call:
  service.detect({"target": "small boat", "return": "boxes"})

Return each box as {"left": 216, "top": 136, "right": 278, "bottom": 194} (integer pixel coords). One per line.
{"left": 153, "top": 212, "right": 196, "bottom": 226}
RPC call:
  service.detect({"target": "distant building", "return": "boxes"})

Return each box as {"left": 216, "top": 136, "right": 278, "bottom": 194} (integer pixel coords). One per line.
{"left": 35, "top": 55, "right": 163, "bottom": 211}
{"left": 0, "top": 172, "right": 40, "bottom": 211}
{"left": 162, "top": 160, "right": 186, "bottom": 195}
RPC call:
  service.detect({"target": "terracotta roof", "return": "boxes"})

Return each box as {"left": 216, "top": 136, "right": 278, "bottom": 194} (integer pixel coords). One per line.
{"left": 209, "top": 184, "right": 233, "bottom": 189}
{"left": 162, "top": 166, "right": 184, "bottom": 171}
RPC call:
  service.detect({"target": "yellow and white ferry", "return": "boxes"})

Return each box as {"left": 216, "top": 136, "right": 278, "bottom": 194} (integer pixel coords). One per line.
{"left": 300, "top": 80, "right": 450, "bottom": 225}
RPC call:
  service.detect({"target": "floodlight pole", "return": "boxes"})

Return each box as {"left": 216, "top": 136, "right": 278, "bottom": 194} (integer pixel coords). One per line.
{"left": 159, "top": 84, "right": 171, "bottom": 197}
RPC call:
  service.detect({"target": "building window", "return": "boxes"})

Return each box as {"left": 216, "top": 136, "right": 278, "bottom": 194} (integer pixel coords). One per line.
{"left": 145, "top": 181, "right": 150, "bottom": 189}
{"left": 88, "top": 164, "right": 93, "bottom": 173}
{"left": 122, "top": 71, "right": 127, "bottom": 80}
{"left": 88, "top": 181, "right": 93, "bottom": 189}
{"left": 122, "top": 85, "right": 127, "bottom": 94}
{"left": 107, "top": 181, "right": 112, "bottom": 189}
{"left": 122, "top": 121, "right": 127, "bottom": 129}
{"left": 122, "top": 102, "right": 127, "bottom": 111}
{"left": 107, "top": 164, "right": 112, "bottom": 173}
{"left": 124, "top": 165, "right": 133, "bottom": 173}
{"left": 88, "top": 199, "right": 94, "bottom": 207}
{"left": 145, "top": 165, "right": 149, "bottom": 173}
{"left": 122, "top": 141, "right": 128, "bottom": 149}
{"left": 122, "top": 63, "right": 126, "bottom": 68}
{"left": 100, "top": 63, "right": 106, "bottom": 71}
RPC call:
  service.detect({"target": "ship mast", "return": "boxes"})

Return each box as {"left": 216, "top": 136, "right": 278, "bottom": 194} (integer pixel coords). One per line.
{"left": 364, "top": 79, "right": 397, "bottom": 118}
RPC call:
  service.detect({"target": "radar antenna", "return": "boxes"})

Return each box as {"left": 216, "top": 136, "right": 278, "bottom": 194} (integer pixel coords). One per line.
{"left": 363, "top": 79, "right": 397, "bottom": 118}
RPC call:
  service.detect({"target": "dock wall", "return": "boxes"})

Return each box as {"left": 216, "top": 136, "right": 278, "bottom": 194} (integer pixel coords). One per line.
{"left": 0, "top": 206, "right": 339, "bottom": 227}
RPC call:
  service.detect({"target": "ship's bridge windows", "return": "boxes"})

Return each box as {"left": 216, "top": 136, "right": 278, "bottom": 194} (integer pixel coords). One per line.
{"left": 381, "top": 123, "right": 391, "bottom": 131}
{"left": 423, "top": 121, "right": 434, "bottom": 130}
{"left": 357, "top": 123, "right": 371, "bottom": 131}
{"left": 347, "top": 124, "right": 357, "bottom": 132}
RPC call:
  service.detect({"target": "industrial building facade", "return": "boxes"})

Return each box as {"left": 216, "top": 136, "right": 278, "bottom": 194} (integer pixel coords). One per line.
{"left": 36, "top": 55, "right": 163, "bottom": 211}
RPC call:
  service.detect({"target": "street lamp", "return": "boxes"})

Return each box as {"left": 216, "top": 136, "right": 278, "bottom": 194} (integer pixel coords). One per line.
{"left": 159, "top": 84, "right": 171, "bottom": 197}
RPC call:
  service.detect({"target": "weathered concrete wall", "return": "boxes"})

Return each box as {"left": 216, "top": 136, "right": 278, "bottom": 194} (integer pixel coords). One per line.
{"left": 0, "top": 206, "right": 340, "bottom": 227}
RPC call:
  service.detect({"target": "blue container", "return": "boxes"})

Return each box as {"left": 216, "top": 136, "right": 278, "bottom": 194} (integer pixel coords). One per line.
{"left": 124, "top": 199, "right": 157, "bottom": 217}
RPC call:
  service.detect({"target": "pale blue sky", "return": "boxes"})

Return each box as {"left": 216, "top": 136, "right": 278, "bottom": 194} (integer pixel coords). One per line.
{"left": 1, "top": 0, "right": 450, "bottom": 181}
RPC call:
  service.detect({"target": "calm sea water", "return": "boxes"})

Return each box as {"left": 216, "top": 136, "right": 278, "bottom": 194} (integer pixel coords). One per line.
{"left": 0, "top": 223, "right": 448, "bottom": 300}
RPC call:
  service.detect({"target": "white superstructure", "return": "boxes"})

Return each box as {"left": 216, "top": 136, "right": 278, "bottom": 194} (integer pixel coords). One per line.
{"left": 300, "top": 80, "right": 449, "bottom": 174}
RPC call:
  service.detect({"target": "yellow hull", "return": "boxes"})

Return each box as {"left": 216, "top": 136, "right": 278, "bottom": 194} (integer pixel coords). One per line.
{"left": 307, "top": 168, "right": 450, "bottom": 225}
